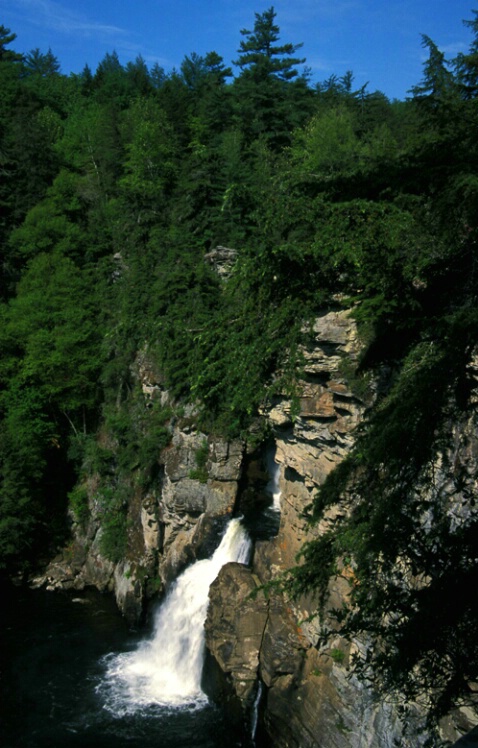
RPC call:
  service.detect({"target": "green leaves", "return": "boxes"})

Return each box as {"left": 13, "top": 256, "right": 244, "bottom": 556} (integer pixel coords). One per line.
{"left": 4, "top": 253, "right": 102, "bottom": 414}
{"left": 291, "top": 107, "right": 365, "bottom": 176}
{"left": 0, "top": 252, "right": 104, "bottom": 568}
{"left": 120, "top": 98, "right": 178, "bottom": 216}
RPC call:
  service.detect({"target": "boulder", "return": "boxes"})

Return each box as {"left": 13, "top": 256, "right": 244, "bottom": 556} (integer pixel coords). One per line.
{"left": 204, "top": 562, "right": 269, "bottom": 703}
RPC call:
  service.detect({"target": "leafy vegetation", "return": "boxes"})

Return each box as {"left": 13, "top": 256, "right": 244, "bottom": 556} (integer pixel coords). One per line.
{"left": 1, "top": 5, "right": 478, "bottom": 727}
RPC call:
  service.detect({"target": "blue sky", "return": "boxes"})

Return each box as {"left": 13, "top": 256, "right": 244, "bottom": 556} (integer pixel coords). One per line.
{"left": 1, "top": 0, "right": 476, "bottom": 100}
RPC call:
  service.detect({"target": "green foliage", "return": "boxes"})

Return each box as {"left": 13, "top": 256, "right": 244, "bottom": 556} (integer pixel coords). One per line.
{"left": 290, "top": 107, "right": 365, "bottom": 176}
{"left": 8, "top": 170, "right": 87, "bottom": 266}
{"left": 189, "top": 440, "right": 209, "bottom": 483}
{"left": 337, "top": 356, "right": 373, "bottom": 403}
{"left": 68, "top": 484, "right": 89, "bottom": 528}
{"left": 232, "top": 7, "right": 310, "bottom": 147}
{"left": 188, "top": 271, "right": 305, "bottom": 437}
{"left": 233, "top": 6, "right": 305, "bottom": 82}
{"left": 120, "top": 98, "right": 178, "bottom": 222}
{"left": 97, "top": 486, "right": 129, "bottom": 563}
{"left": 330, "top": 648, "right": 346, "bottom": 664}
{"left": 0, "top": 25, "right": 23, "bottom": 63}
{"left": 410, "top": 35, "right": 458, "bottom": 122}
{"left": 2, "top": 253, "right": 103, "bottom": 416}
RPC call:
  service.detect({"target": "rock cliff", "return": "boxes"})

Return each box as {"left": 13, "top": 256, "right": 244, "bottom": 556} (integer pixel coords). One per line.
{"left": 32, "top": 351, "right": 244, "bottom": 624}
{"left": 31, "top": 308, "right": 478, "bottom": 746}
{"left": 204, "top": 310, "right": 478, "bottom": 747}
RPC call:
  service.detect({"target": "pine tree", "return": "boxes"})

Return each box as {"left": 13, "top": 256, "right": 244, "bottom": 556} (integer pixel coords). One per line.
{"left": 23, "top": 48, "right": 61, "bottom": 77}
{"left": 232, "top": 7, "right": 308, "bottom": 147}
{"left": 0, "top": 25, "right": 23, "bottom": 63}
{"left": 410, "top": 35, "right": 457, "bottom": 114}
{"left": 455, "top": 10, "right": 478, "bottom": 99}
{"left": 233, "top": 6, "right": 304, "bottom": 82}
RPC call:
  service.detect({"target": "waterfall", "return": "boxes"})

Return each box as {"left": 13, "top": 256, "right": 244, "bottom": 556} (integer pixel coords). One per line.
{"left": 98, "top": 517, "right": 251, "bottom": 715}
{"left": 265, "top": 448, "right": 281, "bottom": 512}
{"left": 250, "top": 681, "right": 264, "bottom": 745}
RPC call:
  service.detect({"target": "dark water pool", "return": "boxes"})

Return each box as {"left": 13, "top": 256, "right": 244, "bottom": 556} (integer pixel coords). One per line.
{"left": 0, "top": 581, "right": 244, "bottom": 748}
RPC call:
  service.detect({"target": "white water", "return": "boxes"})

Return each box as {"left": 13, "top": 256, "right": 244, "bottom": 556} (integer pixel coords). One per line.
{"left": 98, "top": 518, "right": 251, "bottom": 715}
{"left": 251, "top": 681, "right": 264, "bottom": 744}
{"left": 266, "top": 450, "right": 282, "bottom": 512}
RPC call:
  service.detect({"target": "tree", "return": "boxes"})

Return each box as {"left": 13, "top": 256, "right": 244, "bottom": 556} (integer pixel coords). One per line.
{"left": 120, "top": 97, "right": 178, "bottom": 225}
{"left": 290, "top": 107, "right": 365, "bottom": 176}
{"left": 2, "top": 253, "right": 103, "bottom": 419}
{"left": 232, "top": 7, "right": 309, "bottom": 146}
{"left": 233, "top": 6, "right": 305, "bottom": 82}
{"left": 0, "top": 253, "right": 103, "bottom": 569}
{"left": 180, "top": 51, "right": 208, "bottom": 92}
{"left": 92, "top": 51, "right": 130, "bottom": 106}
{"left": 79, "top": 63, "right": 94, "bottom": 96}
{"left": 410, "top": 35, "right": 458, "bottom": 121}
{"left": 0, "top": 26, "right": 24, "bottom": 291}
{"left": 23, "top": 47, "right": 60, "bottom": 77}
{"left": 0, "top": 25, "right": 23, "bottom": 63}
{"left": 8, "top": 169, "right": 87, "bottom": 268}
{"left": 125, "top": 54, "right": 152, "bottom": 96}
{"left": 57, "top": 99, "right": 123, "bottom": 204}
{"left": 455, "top": 10, "right": 478, "bottom": 99}
{"left": 150, "top": 62, "right": 167, "bottom": 89}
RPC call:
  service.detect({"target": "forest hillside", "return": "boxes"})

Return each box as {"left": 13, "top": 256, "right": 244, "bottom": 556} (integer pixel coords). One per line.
{"left": 2, "top": 8, "right": 478, "bottom": 736}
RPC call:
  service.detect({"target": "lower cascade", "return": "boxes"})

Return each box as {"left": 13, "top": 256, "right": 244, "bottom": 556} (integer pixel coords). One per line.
{"left": 98, "top": 517, "right": 251, "bottom": 715}
{"left": 251, "top": 682, "right": 264, "bottom": 744}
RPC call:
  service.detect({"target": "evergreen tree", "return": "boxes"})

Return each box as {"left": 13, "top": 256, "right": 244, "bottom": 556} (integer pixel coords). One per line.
{"left": 409, "top": 35, "right": 458, "bottom": 123}
{"left": 232, "top": 6, "right": 309, "bottom": 147}
{"left": 0, "top": 25, "right": 23, "bottom": 63}
{"left": 455, "top": 10, "right": 478, "bottom": 99}
{"left": 233, "top": 6, "right": 304, "bottom": 81}
{"left": 93, "top": 51, "right": 130, "bottom": 106}
{"left": 23, "top": 47, "right": 61, "bottom": 77}
{"left": 125, "top": 54, "right": 152, "bottom": 96}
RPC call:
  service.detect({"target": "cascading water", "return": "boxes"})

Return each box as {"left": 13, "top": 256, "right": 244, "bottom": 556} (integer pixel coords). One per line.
{"left": 98, "top": 517, "right": 251, "bottom": 716}
{"left": 250, "top": 681, "right": 264, "bottom": 745}
{"left": 265, "top": 448, "right": 281, "bottom": 512}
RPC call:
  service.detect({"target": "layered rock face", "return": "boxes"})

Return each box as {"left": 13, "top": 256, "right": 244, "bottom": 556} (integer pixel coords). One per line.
{"left": 264, "top": 309, "right": 367, "bottom": 571}
{"left": 204, "top": 317, "right": 478, "bottom": 747}
{"left": 203, "top": 309, "right": 430, "bottom": 747}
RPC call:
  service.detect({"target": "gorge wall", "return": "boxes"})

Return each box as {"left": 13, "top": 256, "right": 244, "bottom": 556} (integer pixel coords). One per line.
{"left": 203, "top": 308, "right": 428, "bottom": 748}
{"left": 204, "top": 311, "right": 478, "bottom": 748}
{"left": 32, "top": 308, "right": 478, "bottom": 747}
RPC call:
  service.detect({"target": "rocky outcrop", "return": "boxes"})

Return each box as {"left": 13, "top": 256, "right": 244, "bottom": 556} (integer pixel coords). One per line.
{"left": 204, "top": 562, "right": 268, "bottom": 703}
{"left": 205, "top": 558, "right": 428, "bottom": 747}
{"left": 203, "top": 246, "right": 238, "bottom": 279}
{"left": 204, "top": 314, "right": 478, "bottom": 747}
{"left": 204, "top": 308, "right": 430, "bottom": 746}
{"left": 157, "top": 430, "right": 243, "bottom": 584}
{"left": 258, "top": 310, "right": 368, "bottom": 572}
{"left": 32, "top": 351, "right": 244, "bottom": 624}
